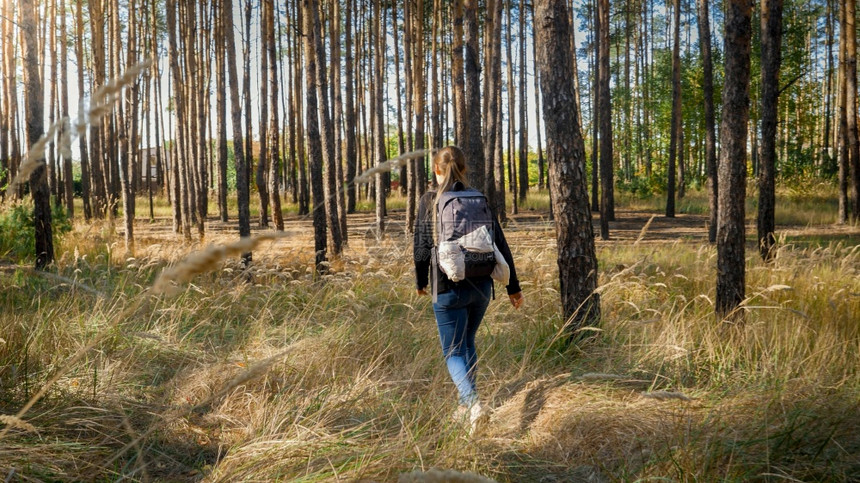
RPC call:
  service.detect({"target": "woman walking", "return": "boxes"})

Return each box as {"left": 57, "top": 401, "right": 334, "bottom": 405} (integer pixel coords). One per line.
{"left": 414, "top": 146, "right": 524, "bottom": 433}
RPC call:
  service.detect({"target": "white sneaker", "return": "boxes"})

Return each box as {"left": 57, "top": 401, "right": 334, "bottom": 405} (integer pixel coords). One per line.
{"left": 451, "top": 404, "right": 470, "bottom": 425}
{"left": 469, "top": 401, "right": 490, "bottom": 435}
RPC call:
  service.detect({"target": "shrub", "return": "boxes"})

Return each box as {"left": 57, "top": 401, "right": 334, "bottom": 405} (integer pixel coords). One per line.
{"left": 0, "top": 200, "right": 72, "bottom": 262}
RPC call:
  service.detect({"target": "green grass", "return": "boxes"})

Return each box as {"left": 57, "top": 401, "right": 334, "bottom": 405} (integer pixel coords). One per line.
{"left": 1, "top": 186, "right": 859, "bottom": 481}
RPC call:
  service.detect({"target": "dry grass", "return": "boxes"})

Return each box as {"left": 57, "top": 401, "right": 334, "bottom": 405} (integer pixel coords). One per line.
{"left": 0, "top": 193, "right": 858, "bottom": 481}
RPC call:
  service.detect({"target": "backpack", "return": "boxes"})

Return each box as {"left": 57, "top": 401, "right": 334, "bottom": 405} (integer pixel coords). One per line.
{"left": 434, "top": 189, "right": 496, "bottom": 280}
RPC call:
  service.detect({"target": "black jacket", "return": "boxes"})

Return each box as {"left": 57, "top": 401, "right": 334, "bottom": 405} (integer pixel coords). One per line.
{"left": 413, "top": 182, "right": 522, "bottom": 295}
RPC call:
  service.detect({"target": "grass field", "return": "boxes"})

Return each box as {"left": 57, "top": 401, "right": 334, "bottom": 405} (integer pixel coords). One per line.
{"left": 1, "top": 185, "right": 859, "bottom": 481}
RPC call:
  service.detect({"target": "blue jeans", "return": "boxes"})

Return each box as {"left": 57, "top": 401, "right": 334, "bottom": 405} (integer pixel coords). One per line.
{"left": 432, "top": 277, "right": 493, "bottom": 406}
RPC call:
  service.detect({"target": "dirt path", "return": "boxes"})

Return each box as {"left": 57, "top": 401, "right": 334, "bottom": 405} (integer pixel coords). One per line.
{"left": 123, "top": 208, "right": 858, "bottom": 262}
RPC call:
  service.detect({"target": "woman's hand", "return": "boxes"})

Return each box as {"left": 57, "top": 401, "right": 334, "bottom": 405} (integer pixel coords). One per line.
{"left": 509, "top": 291, "right": 524, "bottom": 309}
{"left": 417, "top": 288, "right": 429, "bottom": 296}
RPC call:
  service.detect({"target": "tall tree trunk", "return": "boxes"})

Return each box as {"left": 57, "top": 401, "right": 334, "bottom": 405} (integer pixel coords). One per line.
{"left": 394, "top": 0, "right": 407, "bottom": 196}
{"left": 534, "top": 0, "right": 600, "bottom": 337}
{"left": 1, "top": 0, "right": 19, "bottom": 201}
{"left": 502, "top": 0, "right": 514, "bottom": 215}
{"left": 518, "top": 0, "right": 528, "bottom": 202}
{"left": 698, "top": 0, "right": 717, "bottom": 243}
{"left": 89, "top": 0, "right": 107, "bottom": 217}
{"left": 412, "top": 0, "right": 428, "bottom": 229}
{"left": 167, "top": 0, "right": 192, "bottom": 239}
{"left": 258, "top": 0, "right": 270, "bottom": 228}
{"left": 622, "top": 0, "right": 631, "bottom": 182}
{"left": 590, "top": 0, "right": 599, "bottom": 211}
{"left": 493, "top": 0, "right": 508, "bottom": 221}
{"left": 315, "top": 0, "right": 342, "bottom": 254}
{"left": 294, "top": 0, "right": 309, "bottom": 216}
{"left": 837, "top": 0, "right": 849, "bottom": 223}
{"left": 75, "top": 0, "right": 90, "bottom": 217}
{"left": 430, "top": 0, "right": 444, "bottom": 196}
{"left": 643, "top": 0, "right": 652, "bottom": 177}
{"left": 21, "top": 0, "right": 54, "bottom": 269}
{"left": 452, "top": 0, "right": 465, "bottom": 147}
{"left": 215, "top": 0, "right": 229, "bottom": 222}
{"left": 716, "top": 0, "right": 752, "bottom": 319}
{"left": 373, "top": 0, "right": 386, "bottom": 235}
{"left": 304, "top": 0, "right": 328, "bottom": 272}
{"left": 345, "top": 0, "right": 357, "bottom": 213}
{"left": 758, "top": 0, "right": 783, "bottom": 260}
{"left": 482, "top": 0, "right": 499, "bottom": 215}
{"left": 330, "top": 0, "right": 347, "bottom": 243}
{"left": 846, "top": 0, "right": 860, "bottom": 220}
{"left": 242, "top": 0, "right": 253, "bottom": 223}
{"left": 822, "top": 0, "right": 835, "bottom": 174}
{"left": 666, "top": 0, "right": 681, "bottom": 218}
{"left": 463, "top": 0, "right": 485, "bottom": 191}
{"left": 223, "top": 0, "right": 251, "bottom": 263}
{"left": 598, "top": 0, "right": 613, "bottom": 236}
{"left": 532, "top": 3, "right": 545, "bottom": 193}
{"left": 48, "top": 0, "right": 58, "bottom": 204}
{"left": 265, "top": 0, "right": 283, "bottom": 230}
{"left": 59, "top": 0, "right": 73, "bottom": 217}
{"left": 118, "top": 0, "right": 136, "bottom": 253}
{"left": 0, "top": 0, "right": 8, "bottom": 200}
{"left": 406, "top": 0, "right": 417, "bottom": 231}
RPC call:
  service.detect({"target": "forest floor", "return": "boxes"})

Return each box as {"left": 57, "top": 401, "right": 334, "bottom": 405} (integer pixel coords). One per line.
{"left": 1, "top": 190, "right": 859, "bottom": 482}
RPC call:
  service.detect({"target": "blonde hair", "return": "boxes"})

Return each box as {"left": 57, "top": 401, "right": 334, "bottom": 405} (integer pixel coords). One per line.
{"left": 432, "top": 146, "right": 469, "bottom": 243}
{"left": 433, "top": 146, "right": 468, "bottom": 197}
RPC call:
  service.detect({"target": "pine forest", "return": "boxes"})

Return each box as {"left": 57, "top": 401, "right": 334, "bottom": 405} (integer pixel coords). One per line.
{"left": 0, "top": 0, "right": 858, "bottom": 480}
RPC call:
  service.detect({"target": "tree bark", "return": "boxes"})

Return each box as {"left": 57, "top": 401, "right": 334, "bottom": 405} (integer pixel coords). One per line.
{"left": 837, "top": 0, "right": 849, "bottom": 223}
{"left": 534, "top": 0, "right": 600, "bottom": 337}
{"left": 21, "top": 0, "right": 54, "bottom": 269}
{"left": 463, "top": 0, "right": 485, "bottom": 191}
{"left": 0, "top": 0, "right": 8, "bottom": 200}
{"left": 0, "top": 0, "right": 18, "bottom": 201}
{"left": 758, "top": 0, "right": 783, "bottom": 260}
{"left": 666, "top": 0, "right": 681, "bottom": 218}
{"left": 59, "top": 0, "right": 73, "bottom": 217}
{"left": 716, "top": 0, "right": 752, "bottom": 319}
{"left": 518, "top": 0, "right": 528, "bottom": 202}
{"left": 532, "top": 3, "right": 545, "bottom": 194}
{"left": 48, "top": 0, "right": 58, "bottom": 204}
{"left": 265, "top": 0, "right": 283, "bottom": 230}
{"left": 413, "top": 0, "right": 428, "bottom": 226}
{"left": 345, "top": 0, "right": 357, "bottom": 213}
{"left": 598, "top": 0, "right": 613, "bottom": 236}
{"left": 167, "top": 0, "right": 192, "bottom": 239}
{"left": 697, "top": 0, "right": 717, "bottom": 243}
{"left": 223, "top": 0, "right": 251, "bottom": 263}
{"left": 118, "top": 0, "right": 136, "bottom": 252}
{"left": 452, "top": 0, "right": 465, "bottom": 147}
{"left": 304, "top": 0, "right": 329, "bottom": 272}
{"left": 590, "top": 0, "right": 599, "bottom": 212}
{"left": 215, "top": 0, "right": 229, "bottom": 222}
{"left": 242, "top": 0, "right": 253, "bottom": 223}
{"left": 88, "top": 0, "right": 107, "bottom": 217}
{"left": 845, "top": 0, "right": 860, "bottom": 221}
{"left": 822, "top": 0, "right": 835, "bottom": 174}
{"left": 503, "top": 0, "right": 515, "bottom": 215}
{"left": 294, "top": 0, "right": 309, "bottom": 216}
{"left": 394, "top": 0, "right": 407, "bottom": 196}
{"left": 315, "top": 0, "right": 342, "bottom": 254}
{"left": 330, "top": 0, "right": 347, "bottom": 243}
{"left": 373, "top": 0, "right": 386, "bottom": 235}
{"left": 258, "top": 0, "right": 270, "bottom": 228}
{"left": 482, "top": 0, "right": 499, "bottom": 215}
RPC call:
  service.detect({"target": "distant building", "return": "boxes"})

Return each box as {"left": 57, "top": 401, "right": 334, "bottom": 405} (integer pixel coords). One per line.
{"left": 139, "top": 146, "right": 169, "bottom": 183}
